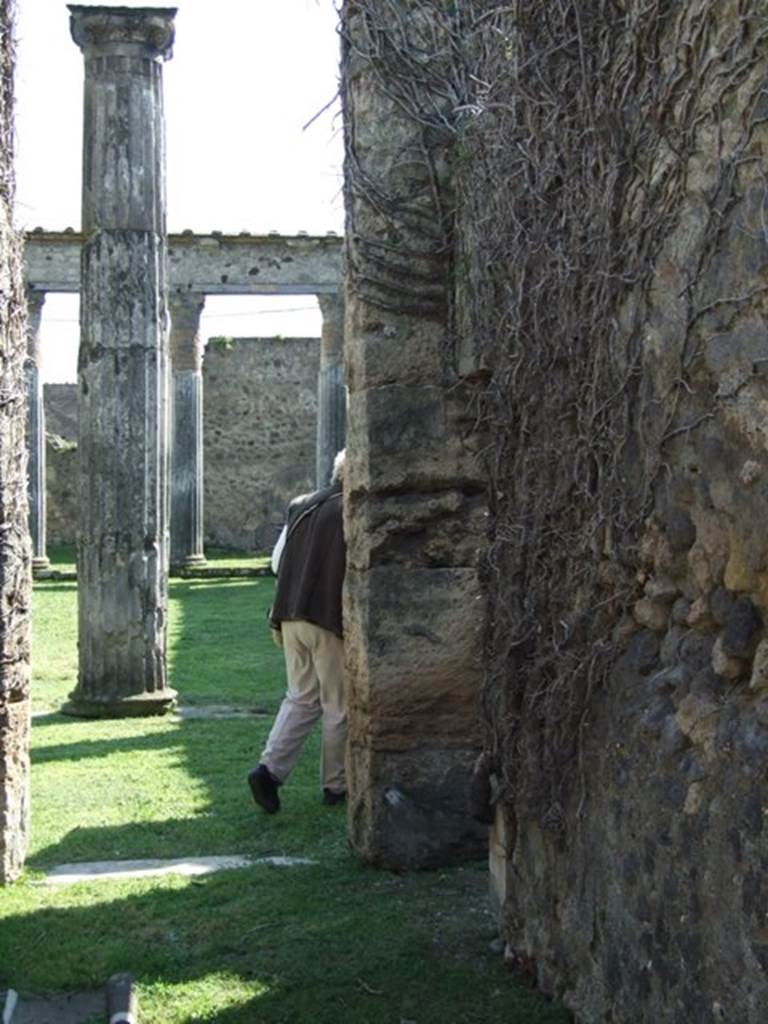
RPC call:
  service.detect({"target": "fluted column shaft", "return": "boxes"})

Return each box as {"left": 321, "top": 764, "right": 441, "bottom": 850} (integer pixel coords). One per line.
{"left": 169, "top": 291, "right": 206, "bottom": 568}
{"left": 65, "top": 5, "right": 177, "bottom": 717}
{"left": 316, "top": 292, "right": 346, "bottom": 486}
{"left": 24, "top": 287, "right": 49, "bottom": 571}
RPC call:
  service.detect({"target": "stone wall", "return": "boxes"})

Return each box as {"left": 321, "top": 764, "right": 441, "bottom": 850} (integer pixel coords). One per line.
{"left": 0, "top": 0, "right": 31, "bottom": 884}
{"left": 341, "top": 0, "right": 768, "bottom": 1016}
{"left": 45, "top": 434, "right": 78, "bottom": 548}
{"left": 461, "top": 3, "right": 768, "bottom": 1022}
{"left": 202, "top": 337, "right": 319, "bottom": 551}
{"left": 43, "top": 337, "right": 320, "bottom": 552}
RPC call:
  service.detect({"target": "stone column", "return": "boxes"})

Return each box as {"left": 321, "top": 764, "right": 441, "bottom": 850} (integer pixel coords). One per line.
{"left": 341, "top": 2, "right": 488, "bottom": 869}
{"left": 169, "top": 291, "right": 206, "bottom": 568}
{"left": 24, "top": 287, "right": 50, "bottom": 572}
{"left": 316, "top": 292, "right": 346, "bottom": 486}
{"left": 64, "top": 5, "right": 177, "bottom": 717}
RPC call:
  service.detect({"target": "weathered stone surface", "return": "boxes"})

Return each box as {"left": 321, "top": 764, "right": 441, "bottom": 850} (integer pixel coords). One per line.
{"left": 316, "top": 294, "right": 346, "bottom": 487}
{"left": 749, "top": 638, "right": 768, "bottom": 693}
{"left": 203, "top": 338, "right": 319, "bottom": 550}
{"left": 643, "top": 575, "right": 678, "bottom": 604}
{"left": 347, "top": 744, "right": 487, "bottom": 870}
{"left": 342, "top": 0, "right": 487, "bottom": 869}
{"left": 66, "top": 7, "right": 177, "bottom": 716}
{"left": 345, "top": 489, "right": 487, "bottom": 571}
{"left": 45, "top": 434, "right": 77, "bottom": 546}
{"left": 664, "top": 506, "right": 697, "bottom": 552}
{"left": 346, "top": 385, "right": 485, "bottom": 497}
{"left": 25, "top": 228, "right": 342, "bottom": 297}
{"left": 24, "top": 289, "right": 48, "bottom": 570}
{"left": 489, "top": 804, "right": 516, "bottom": 922}
{"left": 345, "top": 566, "right": 483, "bottom": 750}
{"left": 0, "top": 701, "right": 30, "bottom": 884}
{"left": 632, "top": 597, "right": 669, "bottom": 632}
{"left": 721, "top": 596, "right": 762, "bottom": 660}
{"left": 0, "top": 0, "right": 31, "bottom": 881}
{"left": 711, "top": 635, "right": 746, "bottom": 681}
{"left": 479, "top": 2, "right": 768, "bottom": 1020}
{"left": 169, "top": 291, "right": 205, "bottom": 566}
{"left": 44, "top": 339, "right": 322, "bottom": 554}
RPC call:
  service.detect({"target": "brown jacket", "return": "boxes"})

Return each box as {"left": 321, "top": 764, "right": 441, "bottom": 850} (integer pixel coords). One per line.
{"left": 270, "top": 482, "right": 345, "bottom": 637}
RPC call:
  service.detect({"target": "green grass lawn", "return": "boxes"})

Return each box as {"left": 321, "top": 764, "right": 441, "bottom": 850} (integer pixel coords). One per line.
{"left": 2, "top": 573, "right": 571, "bottom": 1024}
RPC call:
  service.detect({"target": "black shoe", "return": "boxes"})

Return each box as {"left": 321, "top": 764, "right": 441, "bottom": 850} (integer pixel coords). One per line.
{"left": 322, "top": 788, "right": 346, "bottom": 806}
{"left": 248, "top": 764, "right": 281, "bottom": 814}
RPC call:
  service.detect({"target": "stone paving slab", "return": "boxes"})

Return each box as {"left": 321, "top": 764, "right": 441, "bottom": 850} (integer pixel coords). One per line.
{"left": 2, "top": 989, "right": 104, "bottom": 1024}
{"left": 41, "top": 854, "right": 316, "bottom": 885}
{"left": 172, "top": 704, "right": 270, "bottom": 719}
{"left": 31, "top": 704, "right": 270, "bottom": 721}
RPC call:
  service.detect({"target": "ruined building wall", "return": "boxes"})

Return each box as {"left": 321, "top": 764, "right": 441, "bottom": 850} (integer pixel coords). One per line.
{"left": 43, "top": 337, "right": 319, "bottom": 551}
{"left": 202, "top": 337, "right": 319, "bottom": 551}
{"left": 341, "top": 0, "right": 768, "bottom": 1014}
{"left": 0, "top": 0, "right": 30, "bottom": 883}
{"left": 454, "top": 3, "right": 768, "bottom": 1021}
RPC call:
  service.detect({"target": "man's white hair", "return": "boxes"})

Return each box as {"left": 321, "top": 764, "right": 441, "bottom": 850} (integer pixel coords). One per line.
{"left": 331, "top": 448, "right": 346, "bottom": 484}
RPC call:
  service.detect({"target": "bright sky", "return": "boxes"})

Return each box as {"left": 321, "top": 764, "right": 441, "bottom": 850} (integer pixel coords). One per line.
{"left": 14, "top": 0, "right": 345, "bottom": 381}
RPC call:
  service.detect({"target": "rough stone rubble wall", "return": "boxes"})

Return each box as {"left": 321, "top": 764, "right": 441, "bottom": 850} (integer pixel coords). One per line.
{"left": 457, "top": 3, "right": 768, "bottom": 1021}
{"left": 0, "top": 0, "right": 30, "bottom": 883}
{"left": 43, "top": 337, "right": 319, "bottom": 551}
{"left": 202, "top": 337, "right": 319, "bottom": 551}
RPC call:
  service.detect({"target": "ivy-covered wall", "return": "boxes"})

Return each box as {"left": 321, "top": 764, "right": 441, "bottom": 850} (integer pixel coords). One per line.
{"left": 341, "top": 0, "right": 768, "bottom": 1018}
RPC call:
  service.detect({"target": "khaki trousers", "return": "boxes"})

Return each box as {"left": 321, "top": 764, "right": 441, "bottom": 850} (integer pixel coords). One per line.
{"left": 261, "top": 620, "right": 347, "bottom": 793}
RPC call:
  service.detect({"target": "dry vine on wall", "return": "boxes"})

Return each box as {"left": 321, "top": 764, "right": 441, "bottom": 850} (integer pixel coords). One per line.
{"left": 0, "top": 0, "right": 29, "bottom": 709}
{"left": 342, "top": 0, "right": 768, "bottom": 827}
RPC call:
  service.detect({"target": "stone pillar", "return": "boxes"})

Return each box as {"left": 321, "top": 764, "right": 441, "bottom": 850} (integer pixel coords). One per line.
{"left": 64, "top": 5, "right": 177, "bottom": 717}
{"left": 0, "top": 0, "right": 31, "bottom": 884}
{"left": 24, "top": 287, "right": 50, "bottom": 571}
{"left": 169, "top": 291, "right": 206, "bottom": 568}
{"left": 316, "top": 292, "right": 346, "bottom": 486}
{"left": 341, "top": 2, "right": 488, "bottom": 869}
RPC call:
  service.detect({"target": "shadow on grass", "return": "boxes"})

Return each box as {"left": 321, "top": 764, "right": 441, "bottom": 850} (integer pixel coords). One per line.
{"left": 166, "top": 576, "right": 284, "bottom": 707}
{"left": 27, "top": 713, "right": 334, "bottom": 869}
{"left": 0, "top": 862, "right": 571, "bottom": 1024}
{"left": 20, "top": 577, "right": 573, "bottom": 1023}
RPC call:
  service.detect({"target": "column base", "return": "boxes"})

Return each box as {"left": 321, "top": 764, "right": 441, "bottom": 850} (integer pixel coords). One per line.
{"left": 182, "top": 553, "right": 207, "bottom": 568}
{"left": 32, "top": 556, "right": 51, "bottom": 574}
{"left": 61, "top": 688, "right": 178, "bottom": 719}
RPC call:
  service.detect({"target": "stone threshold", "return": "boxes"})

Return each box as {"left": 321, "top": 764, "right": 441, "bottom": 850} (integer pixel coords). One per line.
{"left": 39, "top": 854, "right": 316, "bottom": 885}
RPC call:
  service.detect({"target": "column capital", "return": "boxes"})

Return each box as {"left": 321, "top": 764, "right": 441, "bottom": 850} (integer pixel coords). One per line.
{"left": 169, "top": 291, "right": 206, "bottom": 372}
{"left": 68, "top": 5, "right": 177, "bottom": 61}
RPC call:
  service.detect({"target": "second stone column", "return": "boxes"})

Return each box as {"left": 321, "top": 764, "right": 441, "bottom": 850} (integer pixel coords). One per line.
{"left": 65, "top": 5, "right": 177, "bottom": 717}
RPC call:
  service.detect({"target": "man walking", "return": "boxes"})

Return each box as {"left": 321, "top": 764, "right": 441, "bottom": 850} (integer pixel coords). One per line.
{"left": 248, "top": 450, "right": 347, "bottom": 813}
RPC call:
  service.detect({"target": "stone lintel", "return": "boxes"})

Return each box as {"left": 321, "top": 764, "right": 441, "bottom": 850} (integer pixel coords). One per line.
{"left": 24, "top": 230, "right": 343, "bottom": 296}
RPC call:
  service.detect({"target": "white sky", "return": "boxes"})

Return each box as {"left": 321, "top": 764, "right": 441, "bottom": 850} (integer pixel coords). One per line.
{"left": 14, "top": 0, "right": 345, "bottom": 381}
